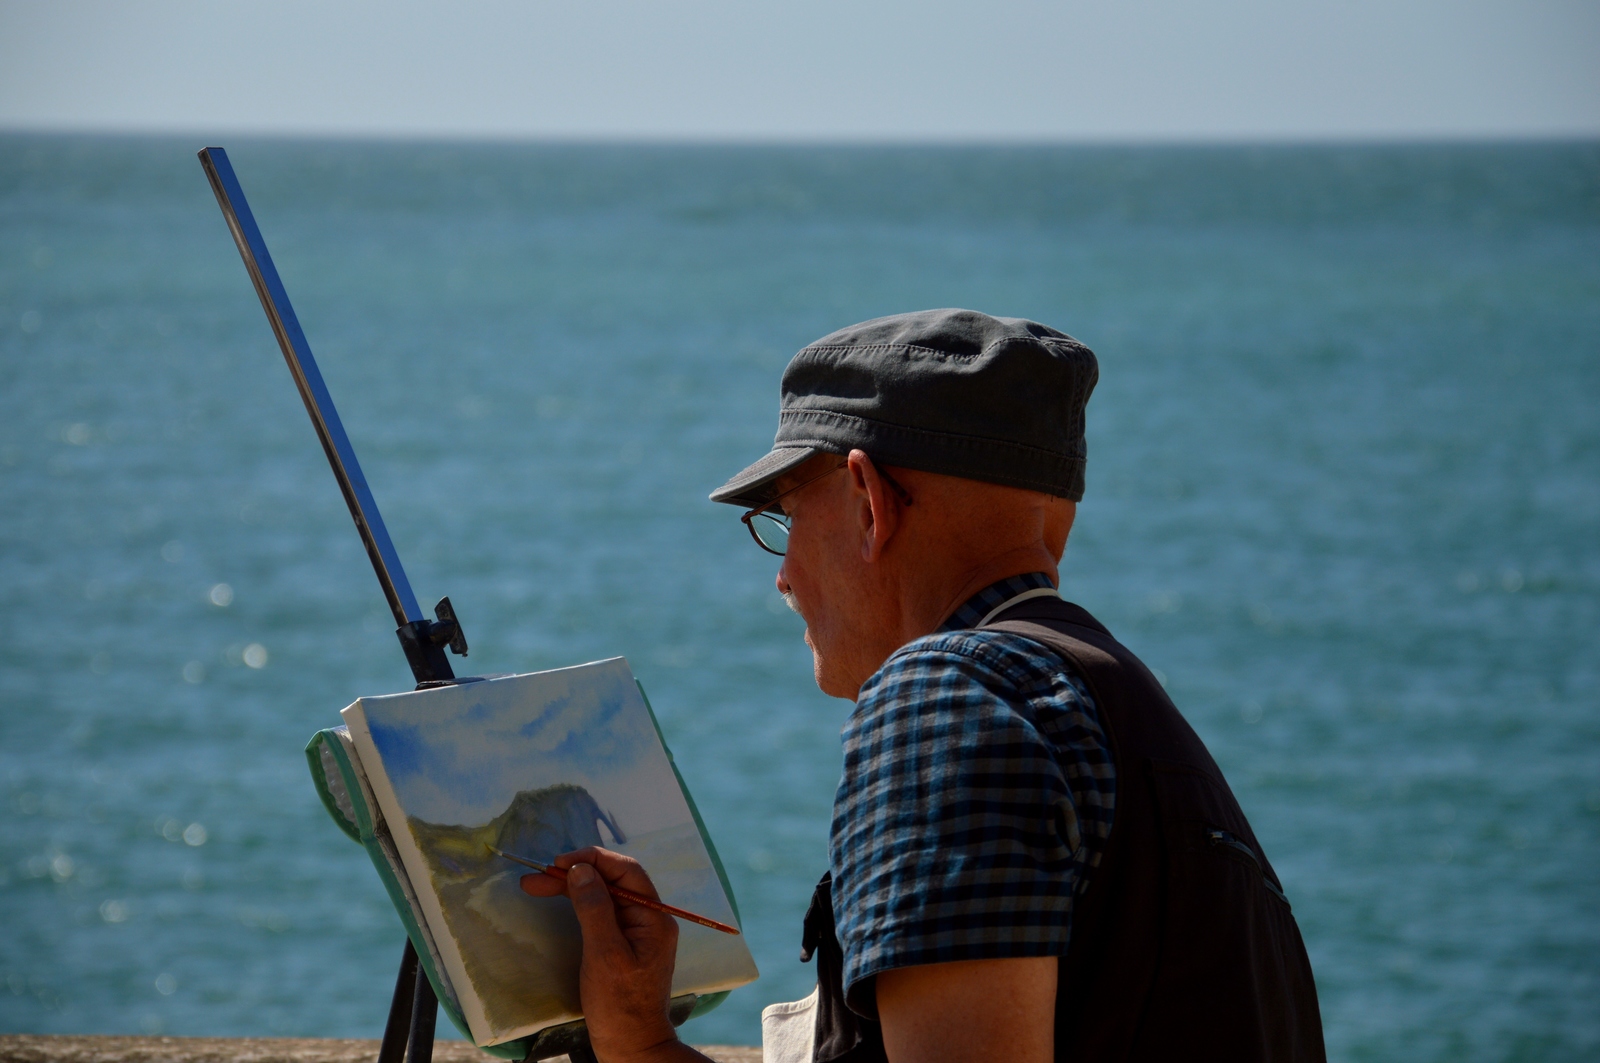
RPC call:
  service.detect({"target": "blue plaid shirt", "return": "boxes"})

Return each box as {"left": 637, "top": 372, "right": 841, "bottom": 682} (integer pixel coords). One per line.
{"left": 828, "top": 573, "right": 1117, "bottom": 1009}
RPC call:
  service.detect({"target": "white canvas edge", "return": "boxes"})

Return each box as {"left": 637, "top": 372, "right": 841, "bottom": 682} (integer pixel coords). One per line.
{"left": 327, "top": 727, "right": 466, "bottom": 1021}
{"left": 343, "top": 696, "right": 503, "bottom": 1043}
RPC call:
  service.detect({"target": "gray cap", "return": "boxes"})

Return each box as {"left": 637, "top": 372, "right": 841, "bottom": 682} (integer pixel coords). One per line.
{"left": 710, "top": 308, "right": 1098, "bottom": 507}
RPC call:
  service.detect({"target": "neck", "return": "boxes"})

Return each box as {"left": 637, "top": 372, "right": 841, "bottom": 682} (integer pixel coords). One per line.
{"left": 822, "top": 470, "right": 1075, "bottom": 699}
{"left": 892, "top": 544, "right": 1061, "bottom": 645}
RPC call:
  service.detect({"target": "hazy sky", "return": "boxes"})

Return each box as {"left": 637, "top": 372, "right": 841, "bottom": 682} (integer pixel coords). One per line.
{"left": 2, "top": 0, "right": 1597, "bottom": 141}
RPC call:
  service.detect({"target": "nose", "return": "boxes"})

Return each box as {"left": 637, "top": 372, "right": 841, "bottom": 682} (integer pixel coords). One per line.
{"left": 776, "top": 564, "right": 792, "bottom": 595}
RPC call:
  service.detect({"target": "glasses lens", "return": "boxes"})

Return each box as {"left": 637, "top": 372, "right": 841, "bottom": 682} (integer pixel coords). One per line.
{"left": 750, "top": 512, "right": 790, "bottom": 555}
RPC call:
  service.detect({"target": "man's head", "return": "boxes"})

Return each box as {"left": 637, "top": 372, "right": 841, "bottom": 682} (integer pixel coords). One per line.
{"left": 711, "top": 309, "right": 1098, "bottom": 698}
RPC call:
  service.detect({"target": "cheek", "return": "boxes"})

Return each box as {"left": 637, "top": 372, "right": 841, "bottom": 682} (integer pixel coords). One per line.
{"left": 785, "top": 494, "right": 859, "bottom": 614}
{"left": 780, "top": 539, "right": 828, "bottom": 620}
{"left": 780, "top": 553, "right": 820, "bottom": 612}
{"left": 792, "top": 540, "right": 862, "bottom": 636}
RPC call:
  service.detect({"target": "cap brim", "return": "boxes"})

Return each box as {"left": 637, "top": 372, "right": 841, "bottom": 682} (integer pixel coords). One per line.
{"left": 708, "top": 446, "right": 823, "bottom": 507}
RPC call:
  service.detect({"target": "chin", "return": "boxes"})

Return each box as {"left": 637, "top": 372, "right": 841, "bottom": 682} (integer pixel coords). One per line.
{"left": 809, "top": 649, "right": 859, "bottom": 701}
{"left": 803, "top": 623, "right": 861, "bottom": 699}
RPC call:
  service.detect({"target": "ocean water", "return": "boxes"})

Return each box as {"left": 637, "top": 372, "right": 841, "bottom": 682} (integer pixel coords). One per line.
{"left": 1, "top": 135, "right": 1597, "bottom": 1060}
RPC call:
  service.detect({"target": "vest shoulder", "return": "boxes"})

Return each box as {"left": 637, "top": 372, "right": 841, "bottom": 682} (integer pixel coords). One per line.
{"left": 886, "top": 627, "right": 1086, "bottom": 680}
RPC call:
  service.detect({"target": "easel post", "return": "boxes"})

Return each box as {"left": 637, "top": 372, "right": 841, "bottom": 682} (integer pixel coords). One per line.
{"left": 377, "top": 942, "right": 419, "bottom": 1063}
{"left": 199, "top": 146, "right": 473, "bottom": 1063}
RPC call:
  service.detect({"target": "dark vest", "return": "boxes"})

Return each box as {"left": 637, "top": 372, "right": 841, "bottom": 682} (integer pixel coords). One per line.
{"left": 801, "top": 597, "right": 1326, "bottom": 1062}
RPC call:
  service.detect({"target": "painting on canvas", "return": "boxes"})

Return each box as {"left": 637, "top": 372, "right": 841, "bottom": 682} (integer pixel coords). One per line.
{"left": 341, "top": 658, "right": 757, "bottom": 1045}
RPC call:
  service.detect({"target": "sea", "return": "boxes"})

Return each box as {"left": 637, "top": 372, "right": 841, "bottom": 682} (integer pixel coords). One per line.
{"left": 1, "top": 135, "right": 1596, "bottom": 1060}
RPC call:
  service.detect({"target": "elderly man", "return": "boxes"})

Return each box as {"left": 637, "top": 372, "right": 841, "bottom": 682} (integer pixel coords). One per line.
{"left": 523, "top": 310, "right": 1325, "bottom": 1063}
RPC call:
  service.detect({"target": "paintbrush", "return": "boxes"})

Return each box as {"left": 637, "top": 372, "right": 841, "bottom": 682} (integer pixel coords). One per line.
{"left": 486, "top": 844, "right": 741, "bottom": 935}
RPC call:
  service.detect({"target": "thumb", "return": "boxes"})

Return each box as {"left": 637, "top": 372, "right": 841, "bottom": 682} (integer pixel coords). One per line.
{"left": 566, "top": 862, "right": 628, "bottom": 957}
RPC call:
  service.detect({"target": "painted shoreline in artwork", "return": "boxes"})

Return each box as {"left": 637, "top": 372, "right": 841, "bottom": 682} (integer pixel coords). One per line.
{"left": 342, "top": 659, "right": 758, "bottom": 1046}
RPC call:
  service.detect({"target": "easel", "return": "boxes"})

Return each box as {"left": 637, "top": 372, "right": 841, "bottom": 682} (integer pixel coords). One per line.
{"left": 199, "top": 148, "right": 600, "bottom": 1063}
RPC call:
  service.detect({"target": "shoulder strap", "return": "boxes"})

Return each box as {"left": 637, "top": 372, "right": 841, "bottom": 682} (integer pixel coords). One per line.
{"left": 984, "top": 596, "right": 1237, "bottom": 779}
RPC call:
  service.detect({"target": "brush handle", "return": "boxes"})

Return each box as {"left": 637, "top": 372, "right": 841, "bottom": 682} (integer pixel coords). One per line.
{"left": 536, "top": 865, "right": 741, "bottom": 935}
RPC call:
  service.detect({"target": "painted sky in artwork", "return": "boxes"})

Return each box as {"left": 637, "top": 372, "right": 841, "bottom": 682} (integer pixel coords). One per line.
{"left": 357, "top": 658, "right": 687, "bottom": 835}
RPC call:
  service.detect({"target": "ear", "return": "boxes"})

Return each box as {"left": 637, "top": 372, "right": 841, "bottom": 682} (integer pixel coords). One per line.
{"left": 846, "top": 450, "right": 904, "bottom": 562}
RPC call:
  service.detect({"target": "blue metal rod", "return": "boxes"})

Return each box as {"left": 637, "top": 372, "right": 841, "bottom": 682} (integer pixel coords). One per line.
{"left": 199, "top": 146, "right": 423, "bottom": 626}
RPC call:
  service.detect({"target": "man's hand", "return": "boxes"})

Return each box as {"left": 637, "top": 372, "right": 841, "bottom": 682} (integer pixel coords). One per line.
{"left": 876, "top": 956, "right": 1056, "bottom": 1063}
{"left": 519, "top": 847, "right": 707, "bottom": 1063}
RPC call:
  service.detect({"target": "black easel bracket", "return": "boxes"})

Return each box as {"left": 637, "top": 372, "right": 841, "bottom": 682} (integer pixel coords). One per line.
{"left": 400, "top": 596, "right": 470, "bottom": 686}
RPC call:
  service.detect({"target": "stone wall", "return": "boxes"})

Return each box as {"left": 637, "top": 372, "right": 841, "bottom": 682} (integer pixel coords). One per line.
{"left": 0, "top": 1037, "right": 759, "bottom": 1063}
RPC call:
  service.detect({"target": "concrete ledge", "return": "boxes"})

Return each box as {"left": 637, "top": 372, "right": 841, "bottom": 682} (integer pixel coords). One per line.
{"left": 0, "top": 1037, "right": 760, "bottom": 1063}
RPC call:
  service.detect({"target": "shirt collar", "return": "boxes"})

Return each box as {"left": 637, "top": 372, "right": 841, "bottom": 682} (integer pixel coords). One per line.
{"left": 938, "top": 572, "right": 1059, "bottom": 632}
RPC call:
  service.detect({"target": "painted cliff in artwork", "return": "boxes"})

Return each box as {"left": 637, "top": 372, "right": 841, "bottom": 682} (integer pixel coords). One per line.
{"left": 406, "top": 784, "right": 625, "bottom": 1026}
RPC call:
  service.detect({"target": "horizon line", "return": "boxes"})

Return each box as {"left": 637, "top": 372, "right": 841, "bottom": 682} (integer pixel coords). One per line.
{"left": 3, "top": 125, "right": 1599, "bottom": 151}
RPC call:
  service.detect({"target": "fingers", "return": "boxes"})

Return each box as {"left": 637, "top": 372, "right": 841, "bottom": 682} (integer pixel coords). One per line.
{"left": 564, "top": 861, "right": 634, "bottom": 961}
{"left": 524, "top": 848, "right": 677, "bottom": 960}
{"left": 510, "top": 853, "right": 631, "bottom": 946}
{"left": 519, "top": 872, "right": 564, "bottom": 897}
{"left": 518, "top": 848, "right": 682, "bottom": 1059}
{"left": 554, "top": 847, "right": 663, "bottom": 901}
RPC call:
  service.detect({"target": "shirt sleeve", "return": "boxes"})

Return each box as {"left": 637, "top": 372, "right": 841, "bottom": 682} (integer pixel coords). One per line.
{"left": 828, "top": 631, "right": 1104, "bottom": 1015}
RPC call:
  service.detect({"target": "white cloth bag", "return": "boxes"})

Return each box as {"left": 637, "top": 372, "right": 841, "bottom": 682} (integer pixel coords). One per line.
{"left": 761, "top": 986, "right": 819, "bottom": 1063}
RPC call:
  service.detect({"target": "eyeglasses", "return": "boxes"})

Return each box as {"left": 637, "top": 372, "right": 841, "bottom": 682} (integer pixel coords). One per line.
{"left": 740, "top": 459, "right": 913, "bottom": 556}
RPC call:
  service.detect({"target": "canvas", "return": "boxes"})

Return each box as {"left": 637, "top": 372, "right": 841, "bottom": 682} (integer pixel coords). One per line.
{"left": 340, "top": 658, "right": 759, "bottom": 1046}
